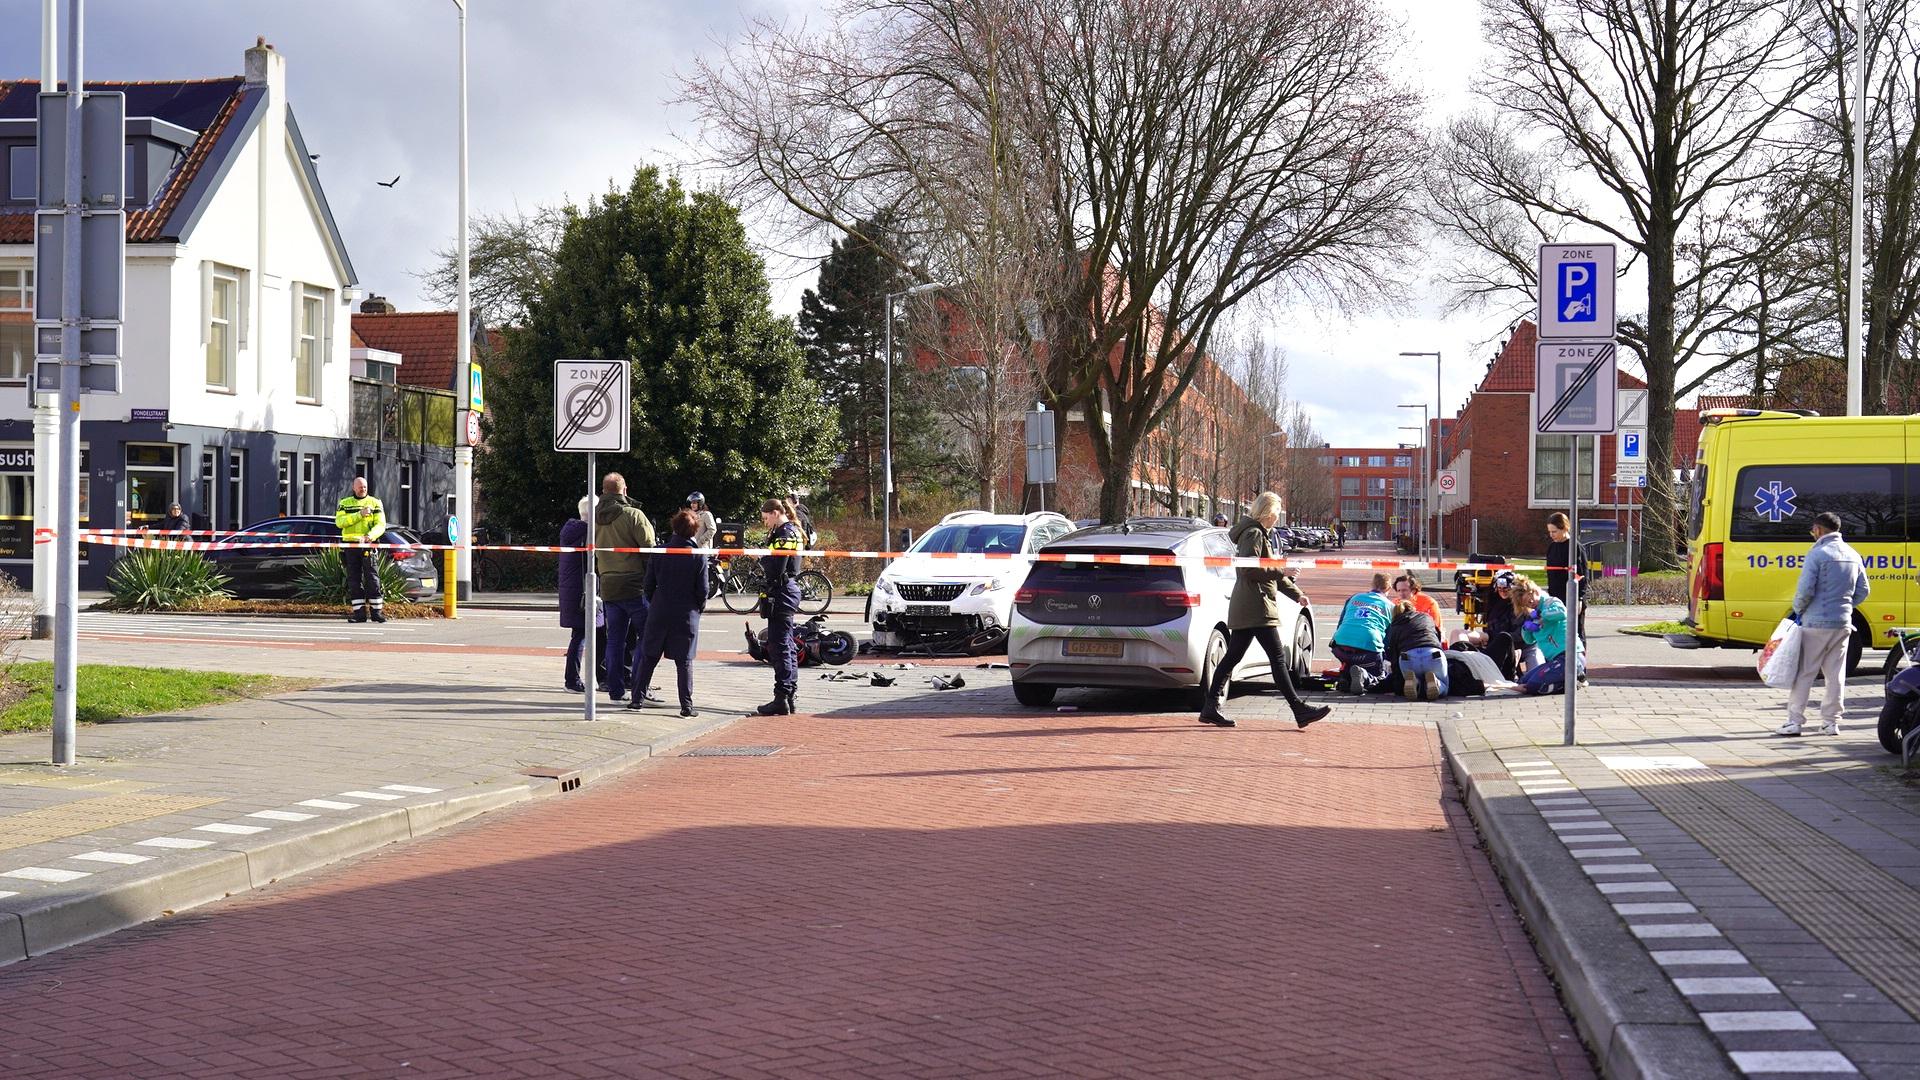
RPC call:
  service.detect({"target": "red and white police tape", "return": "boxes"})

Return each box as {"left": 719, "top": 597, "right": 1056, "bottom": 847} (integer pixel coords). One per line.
{"left": 42, "top": 528, "right": 1516, "bottom": 574}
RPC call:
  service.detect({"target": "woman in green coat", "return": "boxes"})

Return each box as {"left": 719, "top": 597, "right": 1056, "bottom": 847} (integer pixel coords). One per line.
{"left": 1199, "top": 491, "right": 1333, "bottom": 729}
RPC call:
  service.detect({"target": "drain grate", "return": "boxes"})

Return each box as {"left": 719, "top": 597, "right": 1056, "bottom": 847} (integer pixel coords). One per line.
{"left": 682, "top": 745, "right": 782, "bottom": 758}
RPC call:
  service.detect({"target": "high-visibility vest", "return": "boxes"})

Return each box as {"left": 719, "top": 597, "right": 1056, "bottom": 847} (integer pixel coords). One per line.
{"left": 336, "top": 494, "right": 387, "bottom": 542}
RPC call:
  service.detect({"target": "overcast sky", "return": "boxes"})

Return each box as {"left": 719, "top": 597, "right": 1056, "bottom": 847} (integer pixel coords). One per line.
{"left": 1, "top": 0, "right": 1525, "bottom": 449}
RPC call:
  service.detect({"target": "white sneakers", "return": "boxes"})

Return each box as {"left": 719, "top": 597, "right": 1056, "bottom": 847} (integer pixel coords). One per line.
{"left": 1774, "top": 720, "right": 1841, "bottom": 737}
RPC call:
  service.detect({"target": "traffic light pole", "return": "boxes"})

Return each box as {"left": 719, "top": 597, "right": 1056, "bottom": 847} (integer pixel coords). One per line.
{"left": 50, "top": 0, "right": 83, "bottom": 765}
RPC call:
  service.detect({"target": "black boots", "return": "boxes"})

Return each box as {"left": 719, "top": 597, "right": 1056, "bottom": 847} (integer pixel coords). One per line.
{"left": 755, "top": 693, "right": 795, "bottom": 716}
{"left": 1292, "top": 702, "right": 1332, "bottom": 728}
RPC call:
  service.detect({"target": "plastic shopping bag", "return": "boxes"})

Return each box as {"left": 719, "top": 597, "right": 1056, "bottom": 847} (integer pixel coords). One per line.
{"left": 1757, "top": 618, "right": 1802, "bottom": 689}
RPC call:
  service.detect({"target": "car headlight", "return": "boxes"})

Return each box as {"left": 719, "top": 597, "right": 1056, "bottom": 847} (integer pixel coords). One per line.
{"left": 876, "top": 577, "right": 899, "bottom": 597}
{"left": 969, "top": 578, "right": 1010, "bottom": 596}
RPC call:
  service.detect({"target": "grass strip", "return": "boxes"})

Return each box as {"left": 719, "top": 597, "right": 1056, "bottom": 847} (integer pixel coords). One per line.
{"left": 0, "top": 662, "right": 295, "bottom": 733}
{"left": 1620, "top": 620, "right": 1694, "bottom": 637}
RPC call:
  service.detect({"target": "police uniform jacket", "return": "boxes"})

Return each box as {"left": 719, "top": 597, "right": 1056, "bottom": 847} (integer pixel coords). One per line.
{"left": 760, "top": 520, "right": 804, "bottom": 616}
{"left": 336, "top": 494, "right": 387, "bottom": 542}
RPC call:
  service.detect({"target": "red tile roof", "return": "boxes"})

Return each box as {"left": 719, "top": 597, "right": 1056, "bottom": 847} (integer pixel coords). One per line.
{"left": 0, "top": 78, "right": 248, "bottom": 245}
{"left": 1674, "top": 408, "right": 1703, "bottom": 466}
{"left": 350, "top": 311, "right": 462, "bottom": 392}
{"left": 1471, "top": 319, "right": 1647, "bottom": 394}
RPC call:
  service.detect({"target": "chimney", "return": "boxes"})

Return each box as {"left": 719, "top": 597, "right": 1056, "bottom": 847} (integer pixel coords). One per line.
{"left": 244, "top": 37, "right": 285, "bottom": 97}
{"left": 359, "top": 295, "right": 396, "bottom": 315}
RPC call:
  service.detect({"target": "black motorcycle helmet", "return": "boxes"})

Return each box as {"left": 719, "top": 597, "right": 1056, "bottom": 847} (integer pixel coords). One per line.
{"left": 686, "top": 491, "right": 705, "bottom": 506}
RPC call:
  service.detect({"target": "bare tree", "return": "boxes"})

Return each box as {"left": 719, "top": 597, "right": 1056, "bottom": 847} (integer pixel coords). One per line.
{"left": 684, "top": 0, "right": 1423, "bottom": 522}
{"left": 1428, "top": 0, "right": 1823, "bottom": 567}
{"left": 416, "top": 206, "right": 565, "bottom": 327}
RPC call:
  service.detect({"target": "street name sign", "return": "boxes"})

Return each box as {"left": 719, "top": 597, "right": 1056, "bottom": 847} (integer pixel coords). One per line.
{"left": 553, "top": 359, "right": 630, "bottom": 453}
{"left": 1537, "top": 243, "right": 1616, "bottom": 340}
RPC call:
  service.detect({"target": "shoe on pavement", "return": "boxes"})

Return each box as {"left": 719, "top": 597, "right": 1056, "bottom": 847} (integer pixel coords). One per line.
{"left": 755, "top": 698, "right": 791, "bottom": 716}
{"left": 680, "top": 706, "right": 700, "bottom": 718}
{"left": 1773, "top": 721, "right": 1803, "bottom": 737}
{"left": 1819, "top": 721, "right": 1840, "bottom": 735}
{"left": 623, "top": 698, "right": 648, "bottom": 711}
{"left": 564, "top": 682, "right": 586, "bottom": 694}
{"left": 1402, "top": 668, "right": 1418, "bottom": 700}
{"left": 1420, "top": 671, "right": 1441, "bottom": 701}
{"left": 1198, "top": 709, "right": 1235, "bottom": 728}
{"left": 370, "top": 611, "right": 387, "bottom": 624}
{"left": 608, "top": 690, "right": 627, "bottom": 703}
{"left": 640, "top": 691, "right": 666, "bottom": 705}
{"left": 1293, "top": 704, "right": 1332, "bottom": 729}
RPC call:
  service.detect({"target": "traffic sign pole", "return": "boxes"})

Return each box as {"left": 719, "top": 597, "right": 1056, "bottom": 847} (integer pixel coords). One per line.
{"left": 583, "top": 450, "right": 596, "bottom": 724}
{"left": 50, "top": 0, "right": 83, "bottom": 766}
{"left": 554, "top": 359, "right": 630, "bottom": 723}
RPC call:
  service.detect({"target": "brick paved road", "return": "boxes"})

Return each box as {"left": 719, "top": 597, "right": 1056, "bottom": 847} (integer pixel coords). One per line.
{"left": 0, "top": 712, "right": 1589, "bottom": 1079}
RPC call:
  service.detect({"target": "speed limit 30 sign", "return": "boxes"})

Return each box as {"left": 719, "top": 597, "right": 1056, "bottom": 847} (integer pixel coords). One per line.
{"left": 1437, "top": 470, "right": 1458, "bottom": 495}
{"left": 553, "top": 359, "right": 630, "bottom": 453}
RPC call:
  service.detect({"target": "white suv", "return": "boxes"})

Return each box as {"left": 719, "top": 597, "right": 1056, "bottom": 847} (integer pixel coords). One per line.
{"left": 869, "top": 510, "right": 1076, "bottom": 652}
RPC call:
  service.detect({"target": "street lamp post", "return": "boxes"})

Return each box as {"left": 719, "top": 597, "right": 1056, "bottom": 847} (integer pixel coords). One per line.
{"left": 1401, "top": 351, "right": 1442, "bottom": 555}
{"left": 1397, "top": 404, "right": 1428, "bottom": 560}
{"left": 1846, "top": 0, "right": 1869, "bottom": 416}
{"left": 450, "top": 0, "right": 473, "bottom": 601}
{"left": 883, "top": 281, "right": 948, "bottom": 550}
{"left": 1398, "top": 424, "right": 1424, "bottom": 551}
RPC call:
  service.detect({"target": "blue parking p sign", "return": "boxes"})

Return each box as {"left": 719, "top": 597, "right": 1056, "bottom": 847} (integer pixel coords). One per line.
{"left": 1623, "top": 432, "right": 1640, "bottom": 458}
{"left": 1559, "top": 263, "right": 1597, "bottom": 322}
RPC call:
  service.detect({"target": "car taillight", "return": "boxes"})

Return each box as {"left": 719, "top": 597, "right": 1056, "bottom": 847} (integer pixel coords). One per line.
{"left": 1157, "top": 591, "right": 1203, "bottom": 608}
{"left": 1014, "top": 588, "right": 1035, "bottom": 604}
{"left": 1694, "top": 542, "right": 1724, "bottom": 602}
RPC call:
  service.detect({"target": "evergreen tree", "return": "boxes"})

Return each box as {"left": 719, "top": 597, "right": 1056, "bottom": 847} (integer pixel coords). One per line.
{"left": 478, "top": 167, "right": 838, "bottom": 536}
{"left": 798, "top": 218, "right": 951, "bottom": 516}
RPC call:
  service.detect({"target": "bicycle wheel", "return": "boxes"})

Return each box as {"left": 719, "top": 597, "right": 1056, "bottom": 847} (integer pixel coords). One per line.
{"left": 721, "top": 562, "right": 765, "bottom": 614}
{"left": 797, "top": 570, "right": 833, "bottom": 615}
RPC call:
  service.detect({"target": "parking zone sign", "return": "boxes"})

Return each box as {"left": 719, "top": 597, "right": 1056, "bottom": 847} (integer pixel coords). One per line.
{"left": 1535, "top": 339, "right": 1618, "bottom": 434}
{"left": 1537, "top": 243, "right": 1616, "bottom": 340}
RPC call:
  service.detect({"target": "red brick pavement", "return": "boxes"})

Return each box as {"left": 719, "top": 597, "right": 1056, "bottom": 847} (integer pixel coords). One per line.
{"left": 0, "top": 714, "right": 1591, "bottom": 1079}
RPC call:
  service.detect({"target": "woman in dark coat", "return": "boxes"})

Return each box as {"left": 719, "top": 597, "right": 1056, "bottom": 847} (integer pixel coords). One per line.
{"left": 1198, "top": 491, "right": 1331, "bottom": 729}
{"left": 558, "top": 496, "right": 605, "bottom": 693}
{"left": 626, "top": 509, "right": 708, "bottom": 718}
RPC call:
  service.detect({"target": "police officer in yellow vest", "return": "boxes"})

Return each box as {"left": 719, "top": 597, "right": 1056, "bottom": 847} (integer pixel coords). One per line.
{"left": 336, "top": 476, "right": 387, "bottom": 623}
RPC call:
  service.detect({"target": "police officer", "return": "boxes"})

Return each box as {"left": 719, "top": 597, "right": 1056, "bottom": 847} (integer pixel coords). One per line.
{"left": 336, "top": 475, "right": 387, "bottom": 623}
{"left": 755, "top": 497, "right": 805, "bottom": 716}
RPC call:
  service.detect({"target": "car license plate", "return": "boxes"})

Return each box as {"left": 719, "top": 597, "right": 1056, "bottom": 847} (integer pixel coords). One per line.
{"left": 907, "top": 604, "right": 948, "bottom": 615}
{"left": 1062, "top": 639, "right": 1124, "bottom": 659}
{"left": 422, "top": 578, "right": 437, "bottom": 590}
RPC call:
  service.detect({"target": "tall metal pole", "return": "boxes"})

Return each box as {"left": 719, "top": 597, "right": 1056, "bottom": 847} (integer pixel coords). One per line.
{"left": 583, "top": 452, "right": 596, "bottom": 723}
{"left": 31, "top": 0, "right": 59, "bottom": 642}
{"left": 451, "top": 0, "right": 474, "bottom": 599}
{"left": 1846, "top": 0, "right": 1869, "bottom": 416}
{"left": 51, "top": 0, "right": 83, "bottom": 765}
{"left": 882, "top": 290, "right": 894, "bottom": 552}
{"left": 1434, "top": 353, "right": 1444, "bottom": 555}
{"left": 1564, "top": 436, "right": 1581, "bottom": 746}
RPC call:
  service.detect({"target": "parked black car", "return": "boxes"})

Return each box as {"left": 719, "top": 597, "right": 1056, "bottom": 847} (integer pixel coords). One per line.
{"left": 204, "top": 516, "right": 439, "bottom": 600}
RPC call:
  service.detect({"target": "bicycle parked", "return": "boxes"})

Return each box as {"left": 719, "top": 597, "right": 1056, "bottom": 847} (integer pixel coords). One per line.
{"left": 708, "top": 522, "right": 831, "bottom": 615}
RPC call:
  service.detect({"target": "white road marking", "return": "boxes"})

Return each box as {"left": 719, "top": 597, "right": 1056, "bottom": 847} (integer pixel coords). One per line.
{"left": 1727, "top": 1051, "right": 1855, "bottom": 1074}
{"left": 297, "top": 799, "right": 358, "bottom": 810}
{"left": 1541, "top": 809, "right": 1601, "bottom": 818}
{"left": 248, "top": 810, "right": 317, "bottom": 822}
{"left": 1548, "top": 820, "right": 1616, "bottom": 831}
{"left": 1596, "top": 881, "right": 1679, "bottom": 894}
{"left": 1530, "top": 797, "right": 1590, "bottom": 806}
{"left": 1582, "top": 863, "right": 1660, "bottom": 876}
{"left": 1598, "top": 754, "right": 1706, "bottom": 770}
{"left": 1651, "top": 950, "right": 1748, "bottom": 966}
{"left": 1510, "top": 769, "right": 1563, "bottom": 777}
{"left": 380, "top": 784, "right": 442, "bottom": 794}
{"left": 1505, "top": 759, "right": 1554, "bottom": 767}
{"left": 1571, "top": 847, "right": 1642, "bottom": 859}
{"left": 1701, "top": 1012, "right": 1816, "bottom": 1033}
{"left": 1632, "top": 923, "right": 1724, "bottom": 939}
{"left": 1614, "top": 902, "right": 1697, "bottom": 916}
{"left": 193, "top": 823, "right": 268, "bottom": 835}
{"left": 70, "top": 851, "right": 152, "bottom": 865}
{"left": 1675, "top": 977, "right": 1779, "bottom": 996}
{"left": 338, "top": 790, "right": 403, "bottom": 801}
{"left": 1559, "top": 833, "right": 1630, "bottom": 844}
{"left": 3, "top": 866, "right": 92, "bottom": 883}
{"left": 0, "top": 891, "right": 14, "bottom": 899}
{"left": 135, "top": 837, "right": 214, "bottom": 849}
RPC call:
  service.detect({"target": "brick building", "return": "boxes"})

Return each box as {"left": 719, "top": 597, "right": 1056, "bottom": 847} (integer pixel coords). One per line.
{"left": 1318, "top": 446, "right": 1419, "bottom": 540}
{"left": 1432, "top": 319, "right": 1701, "bottom": 558}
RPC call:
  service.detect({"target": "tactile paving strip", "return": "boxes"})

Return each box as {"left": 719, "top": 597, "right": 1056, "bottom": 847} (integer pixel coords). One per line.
{"left": 0, "top": 794, "right": 221, "bottom": 852}
{"left": 1619, "top": 768, "right": 1920, "bottom": 1020}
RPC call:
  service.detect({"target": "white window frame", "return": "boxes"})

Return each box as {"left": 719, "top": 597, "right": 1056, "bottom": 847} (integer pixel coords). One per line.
{"left": 293, "top": 284, "right": 330, "bottom": 404}
{"left": 203, "top": 265, "right": 239, "bottom": 392}
{"left": 277, "top": 452, "right": 294, "bottom": 516}
{"left": 298, "top": 454, "right": 317, "bottom": 515}
{"left": 226, "top": 449, "right": 245, "bottom": 532}
{"left": 0, "top": 265, "right": 30, "bottom": 310}
{"left": 1528, "top": 426, "right": 1601, "bottom": 507}
{"left": 7, "top": 145, "right": 35, "bottom": 201}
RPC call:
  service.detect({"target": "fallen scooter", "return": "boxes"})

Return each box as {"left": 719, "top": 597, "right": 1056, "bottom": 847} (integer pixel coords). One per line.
{"left": 743, "top": 615, "right": 857, "bottom": 667}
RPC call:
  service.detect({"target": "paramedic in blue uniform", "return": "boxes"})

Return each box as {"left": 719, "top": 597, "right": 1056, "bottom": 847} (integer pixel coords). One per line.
{"left": 756, "top": 497, "right": 806, "bottom": 716}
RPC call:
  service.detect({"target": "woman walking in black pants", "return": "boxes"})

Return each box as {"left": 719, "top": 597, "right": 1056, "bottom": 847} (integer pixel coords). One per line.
{"left": 1199, "top": 492, "right": 1332, "bottom": 729}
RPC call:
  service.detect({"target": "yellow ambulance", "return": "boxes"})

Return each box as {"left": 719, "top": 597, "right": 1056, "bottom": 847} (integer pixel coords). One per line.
{"left": 1681, "top": 409, "right": 1912, "bottom": 675}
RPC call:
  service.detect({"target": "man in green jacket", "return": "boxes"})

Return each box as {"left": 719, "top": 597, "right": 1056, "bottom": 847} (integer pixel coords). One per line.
{"left": 595, "top": 473, "right": 658, "bottom": 703}
{"left": 335, "top": 476, "right": 387, "bottom": 623}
